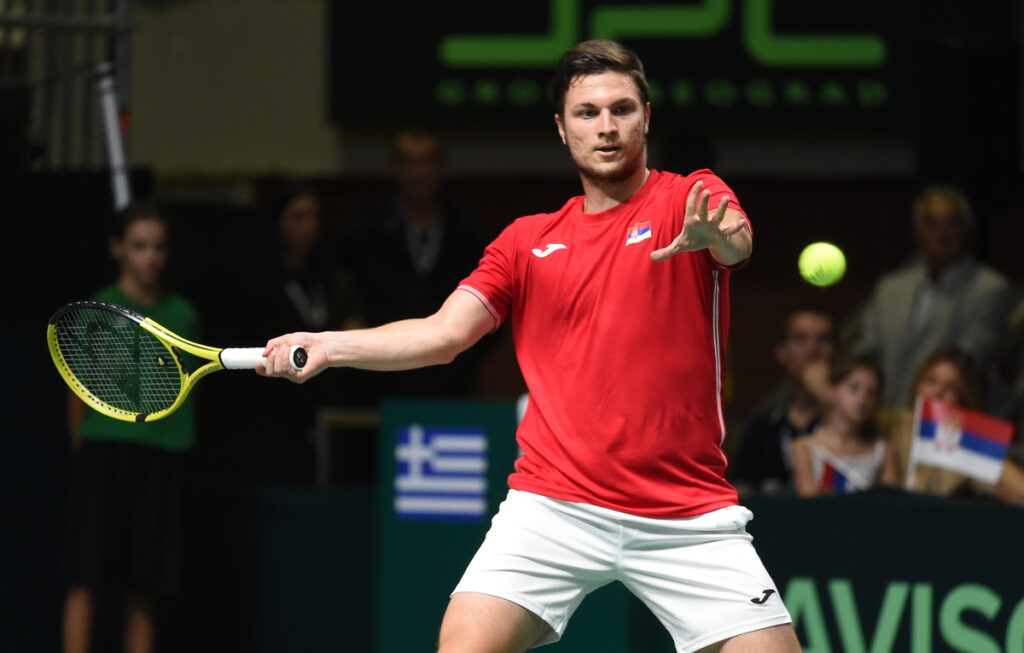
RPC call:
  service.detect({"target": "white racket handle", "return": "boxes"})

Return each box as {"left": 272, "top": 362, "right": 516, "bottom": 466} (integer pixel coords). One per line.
{"left": 220, "top": 346, "right": 307, "bottom": 371}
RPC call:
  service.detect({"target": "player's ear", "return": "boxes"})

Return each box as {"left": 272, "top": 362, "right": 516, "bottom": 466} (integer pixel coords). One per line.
{"left": 644, "top": 102, "right": 651, "bottom": 134}
{"left": 554, "top": 113, "right": 566, "bottom": 145}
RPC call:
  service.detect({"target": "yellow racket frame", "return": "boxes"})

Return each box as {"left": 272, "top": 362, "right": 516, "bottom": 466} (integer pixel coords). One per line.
{"left": 47, "top": 306, "right": 226, "bottom": 423}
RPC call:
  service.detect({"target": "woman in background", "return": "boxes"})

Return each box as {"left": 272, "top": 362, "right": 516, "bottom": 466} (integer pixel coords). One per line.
{"left": 887, "top": 346, "right": 1024, "bottom": 504}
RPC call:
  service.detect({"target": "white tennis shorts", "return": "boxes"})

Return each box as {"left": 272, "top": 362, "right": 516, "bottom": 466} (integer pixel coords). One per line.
{"left": 452, "top": 490, "right": 792, "bottom": 652}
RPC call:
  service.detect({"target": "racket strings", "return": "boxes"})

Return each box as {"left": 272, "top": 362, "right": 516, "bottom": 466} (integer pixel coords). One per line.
{"left": 55, "top": 308, "right": 182, "bottom": 414}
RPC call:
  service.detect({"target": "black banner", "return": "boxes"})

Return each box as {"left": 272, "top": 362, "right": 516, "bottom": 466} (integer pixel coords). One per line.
{"left": 329, "top": 1, "right": 1011, "bottom": 130}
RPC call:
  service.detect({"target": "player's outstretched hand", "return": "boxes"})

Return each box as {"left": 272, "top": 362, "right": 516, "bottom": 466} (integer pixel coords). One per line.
{"left": 650, "top": 180, "right": 744, "bottom": 262}
{"left": 259, "top": 332, "right": 328, "bottom": 384}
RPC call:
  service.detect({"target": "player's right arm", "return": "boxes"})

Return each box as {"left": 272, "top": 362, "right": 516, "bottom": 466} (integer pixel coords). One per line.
{"left": 259, "top": 289, "right": 495, "bottom": 384}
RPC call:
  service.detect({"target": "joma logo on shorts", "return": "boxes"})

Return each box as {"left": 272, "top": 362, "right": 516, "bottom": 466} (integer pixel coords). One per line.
{"left": 751, "top": 589, "right": 776, "bottom": 605}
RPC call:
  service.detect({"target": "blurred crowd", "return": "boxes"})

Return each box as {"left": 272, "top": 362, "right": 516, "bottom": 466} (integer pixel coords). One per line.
{"left": 731, "top": 185, "right": 1024, "bottom": 504}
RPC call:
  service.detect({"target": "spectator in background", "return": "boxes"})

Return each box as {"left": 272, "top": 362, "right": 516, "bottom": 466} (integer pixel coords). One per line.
{"left": 265, "top": 184, "right": 365, "bottom": 335}
{"left": 994, "top": 290, "right": 1024, "bottom": 465}
{"left": 210, "top": 184, "right": 367, "bottom": 482}
{"left": 63, "top": 204, "right": 195, "bottom": 653}
{"left": 851, "top": 185, "right": 1012, "bottom": 406}
{"left": 731, "top": 308, "right": 834, "bottom": 495}
{"left": 347, "top": 129, "right": 486, "bottom": 397}
{"left": 791, "top": 356, "right": 899, "bottom": 496}
{"left": 886, "top": 346, "right": 1024, "bottom": 504}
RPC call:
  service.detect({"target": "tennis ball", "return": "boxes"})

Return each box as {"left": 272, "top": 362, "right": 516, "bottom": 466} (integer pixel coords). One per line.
{"left": 799, "top": 242, "right": 846, "bottom": 287}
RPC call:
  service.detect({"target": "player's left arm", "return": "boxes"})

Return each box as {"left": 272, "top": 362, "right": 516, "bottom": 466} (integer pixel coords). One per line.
{"left": 650, "top": 179, "right": 752, "bottom": 266}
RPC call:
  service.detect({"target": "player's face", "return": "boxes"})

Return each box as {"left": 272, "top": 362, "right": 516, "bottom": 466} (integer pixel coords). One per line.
{"left": 776, "top": 313, "right": 834, "bottom": 375}
{"left": 555, "top": 72, "right": 650, "bottom": 186}
{"left": 915, "top": 361, "right": 967, "bottom": 406}
{"left": 832, "top": 367, "right": 879, "bottom": 426}
{"left": 114, "top": 218, "right": 168, "bottom": 288}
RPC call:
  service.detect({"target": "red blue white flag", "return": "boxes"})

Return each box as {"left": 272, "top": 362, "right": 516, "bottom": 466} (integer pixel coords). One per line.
{"left": 909, "top": 397, "right": 1013, "bottom": 484}
{"left": 626, "top": 222, "right": 652, "bottom": 246}
{"left": 818, "top": 461, "right": 851, "bottom": 494}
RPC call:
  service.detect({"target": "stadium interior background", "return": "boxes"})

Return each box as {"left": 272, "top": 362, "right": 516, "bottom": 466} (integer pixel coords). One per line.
{"left": 2, "top": 1, "right": 1022, "bottom": 651}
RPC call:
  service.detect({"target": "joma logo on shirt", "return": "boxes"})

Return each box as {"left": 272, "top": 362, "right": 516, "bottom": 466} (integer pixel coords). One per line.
{"left": 531, "top": 243, "right": 567, "bottom": 258}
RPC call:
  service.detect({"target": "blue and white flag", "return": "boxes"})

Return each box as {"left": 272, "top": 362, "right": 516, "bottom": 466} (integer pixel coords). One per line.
{"left": 395, "top": 424, "right": 488, "bottom": 521}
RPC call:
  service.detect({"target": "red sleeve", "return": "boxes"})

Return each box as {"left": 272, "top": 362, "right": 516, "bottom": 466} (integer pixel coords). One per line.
{"left": 457, "top": 221, "right": 517, "bottom": 332}
{"left": 686, "top": 168, "right": 748, "bottom": 223}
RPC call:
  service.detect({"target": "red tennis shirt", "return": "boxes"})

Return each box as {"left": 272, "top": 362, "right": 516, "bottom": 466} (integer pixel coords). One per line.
{"left": 458, "top": 169, "right": 748, "bottom": 518}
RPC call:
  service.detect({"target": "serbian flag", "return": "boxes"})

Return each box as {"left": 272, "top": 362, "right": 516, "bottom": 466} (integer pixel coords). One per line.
{"left": 819, "top": 461, "right": 851, "bottom": 494}
{"left": 909, "top": 396, "right": 1014, "bottom": 484}
{"left": 626, "top": 222, "right": 652, "bottom": 246}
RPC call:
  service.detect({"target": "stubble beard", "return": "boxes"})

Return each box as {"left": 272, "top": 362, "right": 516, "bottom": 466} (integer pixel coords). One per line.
{"left": 572, "top": 141, "right": 646, "bottom": 187}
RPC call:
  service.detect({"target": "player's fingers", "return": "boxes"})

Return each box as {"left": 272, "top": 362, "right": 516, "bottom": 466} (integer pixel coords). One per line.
{"left": 721, "top": 218, "right": 746, "bottom": 237}
{"left": 697, "top": 190, "right": 711, "bottom": 220}
{"left": 263, "top": 336, "right": 288, "bottom": 358}
{"left": 651, "top": 238, "right": 683, "bottom": 260}
{"left": 685, "top": 180, "right": 703, "bottom": 216}
{"left": 265, "top": 344, "right": 294, "bottom": 377}
{"left": 713, "top": 196, "right": 731, "bottom": 223}
{"left": 650, "top": 246, "right": 672, "bottom": 261}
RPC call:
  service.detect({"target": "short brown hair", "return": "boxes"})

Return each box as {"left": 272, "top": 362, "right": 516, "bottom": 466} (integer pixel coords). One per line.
{"left": 551, "top": 40, "right": 650, "bottom": 116}
{"left": 111, "top": 201, "right": 167, "bottom": 240}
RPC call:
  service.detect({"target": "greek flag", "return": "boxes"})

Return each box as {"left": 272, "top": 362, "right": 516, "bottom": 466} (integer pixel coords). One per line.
{"left": 395, "top": 424, "right": 487, "bottom": 521}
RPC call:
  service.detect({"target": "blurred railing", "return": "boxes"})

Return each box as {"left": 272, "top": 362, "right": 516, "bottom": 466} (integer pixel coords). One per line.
{"left": 0, "top": 0, "right": 129, "bottom": 173}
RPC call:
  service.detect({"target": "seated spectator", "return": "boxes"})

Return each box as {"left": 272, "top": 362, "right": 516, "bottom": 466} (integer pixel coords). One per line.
{"left": 851, "top": 185, "right": 1013, "bottom": 406}
{"left": 995, "top": 288, "right": 1024, "bottom": 464}
{"left": 885, "top": 346, "right": 1024, "bottom": 504}
{"left": 792, "top": 356, "right": 898, "bottom": 496}
{"left": 731, "top": 308, "right": 834, "bottom": 495}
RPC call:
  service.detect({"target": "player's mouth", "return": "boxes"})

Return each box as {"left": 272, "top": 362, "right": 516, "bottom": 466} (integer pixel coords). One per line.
{"left": 595, "top": 145, "right": 621, "bottom": 156}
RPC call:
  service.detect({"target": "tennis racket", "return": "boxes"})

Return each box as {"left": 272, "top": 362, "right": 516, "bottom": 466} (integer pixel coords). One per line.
{"left": 47, "top": 300, "right": 306, "bottom": 423}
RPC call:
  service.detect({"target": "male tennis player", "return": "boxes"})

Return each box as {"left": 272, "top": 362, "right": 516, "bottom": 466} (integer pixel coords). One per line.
{"left": 262, "top": 40, "right": 802, "bottom": 653}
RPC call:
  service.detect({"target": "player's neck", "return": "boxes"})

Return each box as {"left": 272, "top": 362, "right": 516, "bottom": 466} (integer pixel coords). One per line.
{"left": 118, "top": 276, "right": 161, "bottom": 307}
{"left": 580, "top": 166, "right": 651, "bottom": 214}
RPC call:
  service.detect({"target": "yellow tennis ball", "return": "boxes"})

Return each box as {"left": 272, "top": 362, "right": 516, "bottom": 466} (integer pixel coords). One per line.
{"left": 799, "top": 242, "right": 846, "bottom": 287}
